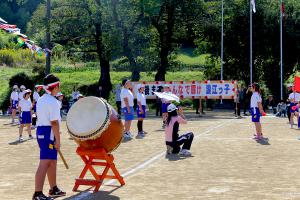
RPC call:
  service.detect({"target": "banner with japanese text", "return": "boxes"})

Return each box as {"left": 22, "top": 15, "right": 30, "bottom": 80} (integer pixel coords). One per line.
{"left": 132, "top": 81, "right": 237, "bottom": 99}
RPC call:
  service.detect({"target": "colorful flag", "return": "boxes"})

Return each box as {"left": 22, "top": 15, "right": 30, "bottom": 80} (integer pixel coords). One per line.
{"left": 251, "top": 0, "right": 256, "bottom": 13}
{"left": 281, "top": 0, "right": 285, "bottom": 17}
{"left": 294, "top": 76, "right": 300, "bottom": 93}
{"left": 17, "top": 37, "right": 25, "bottom": 46}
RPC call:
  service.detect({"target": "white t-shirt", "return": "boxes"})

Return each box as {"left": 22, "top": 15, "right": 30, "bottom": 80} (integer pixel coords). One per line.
{"left": 36, "top": 94, "right": 61, "bottom": 127}
{"left": 120, "top": 88, "right": 134, "bottom": 108}
{"left": 250, "top": 92, "right": 262, "bottom": 108}
{"left": 19, "top": 99, "right": 32, "bottom": 112}
{"left": 10, "top": 91, "right": 19, "bottom": 101}
{"left": 33, "top": 91, "right": 40, "bottom": 102}
{"left": 137, "top": 92, "right": 146, "bottom": 106}
{"left": 18, "top": 91, "right": 25, "bottom": 101}
{"left": 289, "top": 92, "right": 300, "bottom": 103}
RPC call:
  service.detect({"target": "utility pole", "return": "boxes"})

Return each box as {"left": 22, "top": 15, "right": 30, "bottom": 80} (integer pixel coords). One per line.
{"left": 45, "top": 0, "right": 51, "bottom": 75}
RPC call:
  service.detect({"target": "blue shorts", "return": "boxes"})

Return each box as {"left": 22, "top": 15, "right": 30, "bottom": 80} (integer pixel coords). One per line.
{"left": 251, "top": 108, "right": 261, "bottom": 122}
{"left": 12, "top": 100, "right": 18, "bottom": 109}
{"left": 33, "top": 104, "right": 37, "bottom": 113}
{"left": 20, "top": 111, "right": 31, "bottom": 124}
{"left": 36, "top": 126, "right": 57, "bottom": 160}
{"left": 162, "top": 103, "right": 171, "bottom": 113}
{"left": 290, "top": 102, "right": 298, "bottom": 113}
{"left": 137, "top": 105, "right": 146, "bottom": 118}
{"left": 122, "top": 107, "right": 134, "bottom": 121}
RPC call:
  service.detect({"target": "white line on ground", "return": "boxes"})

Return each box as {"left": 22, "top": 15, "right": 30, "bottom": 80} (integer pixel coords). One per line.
{"left": 70, "top": 119, "right": 235, "bottom": 200}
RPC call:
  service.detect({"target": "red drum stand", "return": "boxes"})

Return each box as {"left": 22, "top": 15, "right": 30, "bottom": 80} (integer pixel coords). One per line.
{"left": 73, "top": 147, "right": 125, "bottom": 192}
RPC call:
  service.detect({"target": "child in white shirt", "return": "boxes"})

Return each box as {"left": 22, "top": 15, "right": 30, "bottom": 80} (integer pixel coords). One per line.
{"left": 18, "top": 89, "right": 33, "bottom": 141}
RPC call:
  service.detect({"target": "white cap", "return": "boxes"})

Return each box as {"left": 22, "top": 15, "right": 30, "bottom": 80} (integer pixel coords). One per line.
{"left": 137, "top": 84, "right": 145, "bottom": 89}
{"left": 167, "top": 104, "right": 178, "bottom": 112}
{"left": 164, "top": 84, "right": 170, "bottom": 88}
{"left": 20, "top": 85, "right": 26, "bottom": 89}
{"left": 35, "top": 85, "right": 43, "bottom": 88}
{"left": 56, "top": 92, "right": 64, "bottom": 97}
{"left": 13, "top": 85, "right": 18, "bottom": 89}
{"left": 23, "top": 89, "right": 32, "bottom": 95}
{"left": 287, "top": 84, "right": 293, "bottom": 87}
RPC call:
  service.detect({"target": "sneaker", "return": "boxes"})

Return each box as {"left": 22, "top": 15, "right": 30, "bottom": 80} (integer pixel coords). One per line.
{"left": 179, "top": 149, "right": 191, "bottom": 156}
{"left": 123, "top": 132, "right": 132, "bottom": 139}
{"left": 29, "top": 135, "right": 34, "bottom": 140}
{"left": 253, "top": 135, "right": 263, "bottom": 140}
{"left": 49, "top": 186, "right": 66, "bottom": 198}
{"left": 19, "top": 136, "right": 23, "bottom": 142}
{"left": 32, "top": 193, "right": 53, "bottom": 200}
{"left": 137, "top": 131, "right": 145, "bottom": 137}
{"left": 143, "top": 131, "right": 148, "bottom": 134}
{"left": 166, "top": 145, "right": 173, "bottom": 154}
{"left": 128, "top": 132, "right": 134, "bottom": 138}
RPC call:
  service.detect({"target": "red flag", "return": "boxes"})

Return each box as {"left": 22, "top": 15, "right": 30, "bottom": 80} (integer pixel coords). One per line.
{"left": 281, "top": 1, "right": 285, "bottom": 17}
{"left": 294, "top": 76, "right": 300, "bottom": 92}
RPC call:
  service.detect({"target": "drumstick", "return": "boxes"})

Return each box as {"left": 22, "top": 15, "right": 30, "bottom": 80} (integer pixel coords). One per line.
{"left": 58, "top": 149, "right": 69, "bottom": 169}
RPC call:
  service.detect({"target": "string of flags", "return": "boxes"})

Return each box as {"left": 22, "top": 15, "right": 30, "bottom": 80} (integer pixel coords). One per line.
{"left": 0, "top": 17, "right": 51, "bottom": 57}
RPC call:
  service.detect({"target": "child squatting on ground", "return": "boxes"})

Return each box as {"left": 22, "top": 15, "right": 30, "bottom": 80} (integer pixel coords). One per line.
{"left": 165, "top": 104, "right": 194, "bottom": 156}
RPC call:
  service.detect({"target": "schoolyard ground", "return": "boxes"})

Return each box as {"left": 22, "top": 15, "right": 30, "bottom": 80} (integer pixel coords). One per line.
{"left": 1, "top": 111, "right": 300, "bottom": 200}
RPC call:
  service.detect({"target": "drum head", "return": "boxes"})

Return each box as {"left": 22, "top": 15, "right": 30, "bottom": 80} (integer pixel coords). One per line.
{"left": 67, "top": 97, "right": 111, "bottom": 140}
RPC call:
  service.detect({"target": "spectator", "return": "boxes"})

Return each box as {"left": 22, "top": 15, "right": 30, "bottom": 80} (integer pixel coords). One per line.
{"left": 114, "top": 84, "right": 122, "bottom": 115}
{"left": 234, "top": 86, "right": 241, "bottom": 118}
{"left": 264, "top": 95, "right": 276, "bottom": 114}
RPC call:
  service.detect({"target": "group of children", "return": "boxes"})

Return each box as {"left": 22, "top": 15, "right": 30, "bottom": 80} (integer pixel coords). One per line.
{"left": 8, "top": 74, "right": 66, "bottom": 200}
{"left": 119, "top": 79, "right": 194, "bottom": 156}
{"left": 10, "top": 84, "right": 65, "bottom": 142}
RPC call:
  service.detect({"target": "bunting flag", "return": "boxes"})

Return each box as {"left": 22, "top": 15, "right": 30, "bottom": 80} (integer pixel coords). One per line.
{"left": 0, "top": 16, "right": 50, "bottom": 57}
{"left": 0, "top": 17, "right": 7, "bottom": 24}
{"left": 251, "top": 0, "right": 256, "bottom": 13}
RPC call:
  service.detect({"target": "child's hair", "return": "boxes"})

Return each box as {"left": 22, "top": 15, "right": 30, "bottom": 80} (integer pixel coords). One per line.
{"left": 252, "top": 82, "right": 261, "bottom": 94}
{"left": 166, "top": 110, "right": 178, "bottom": 125}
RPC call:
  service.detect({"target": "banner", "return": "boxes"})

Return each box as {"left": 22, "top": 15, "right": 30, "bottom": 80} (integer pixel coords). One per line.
{"left": 132, "top": 81, "right": 237, "bottom": 99}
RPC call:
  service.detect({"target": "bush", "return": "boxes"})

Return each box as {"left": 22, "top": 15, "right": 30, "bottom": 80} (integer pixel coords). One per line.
{"left": 0, "top": 72, "right": 35, "bottom": 111}
{"left": 0, "top": 48, "right": 45, "bottom": 67}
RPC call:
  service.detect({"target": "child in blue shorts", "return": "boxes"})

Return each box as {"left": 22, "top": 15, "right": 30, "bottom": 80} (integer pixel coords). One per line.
{"left": 162, "top": 84, "right": 172, "bottom": 128}
{"left": 136, "top": 84, "right": 147, "bottom": 137}
{"left": 250, "top": 83, "right": 266, "bottom": 140}
{"left": 33, "top": 74, "right": 65, "bottom": 200}
{"left": 10, "top": 85, "right": 19, "bottom": 124}
{"left": 120, "top": 79, "right": 135, "bottom": 139}
{"left": 18, "top": 89, "right": 33, "bottom": 141}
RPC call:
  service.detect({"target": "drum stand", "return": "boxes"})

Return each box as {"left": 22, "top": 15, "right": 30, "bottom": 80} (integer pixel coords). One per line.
{"left": 73, "top": 147, "right": 125, "bottom": 193}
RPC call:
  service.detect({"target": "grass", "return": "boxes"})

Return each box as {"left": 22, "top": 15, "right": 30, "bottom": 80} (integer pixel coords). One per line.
{"left": 53, "top": 71, "right": 205, "bottom": 96}
{"left": 0, "top": 67, "right": 204, "bottom": 103}
{"left": 175, "top": 48, "right": 209, "bottom": 66}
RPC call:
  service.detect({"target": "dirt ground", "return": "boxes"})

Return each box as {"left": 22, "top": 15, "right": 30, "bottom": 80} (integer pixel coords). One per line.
{"left": 1, "top": 111, "right": 300, "bottom": 200}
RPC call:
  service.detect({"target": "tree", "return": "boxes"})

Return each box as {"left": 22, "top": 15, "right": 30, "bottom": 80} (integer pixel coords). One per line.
{"left": 195, "top": 0, "right": 300, "bottom": 100}
{"left": 29, "top": 0, "right": 113, "bottom": 99}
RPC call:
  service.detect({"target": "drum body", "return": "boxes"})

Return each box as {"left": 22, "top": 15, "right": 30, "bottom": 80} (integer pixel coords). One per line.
{"left": 67, "top": 97, "right": 123, "bottom": 152}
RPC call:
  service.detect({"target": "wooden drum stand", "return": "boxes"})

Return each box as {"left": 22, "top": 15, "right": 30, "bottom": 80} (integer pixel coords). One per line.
{"left": 73, "top": 147, "right": 125, "bottom": 192}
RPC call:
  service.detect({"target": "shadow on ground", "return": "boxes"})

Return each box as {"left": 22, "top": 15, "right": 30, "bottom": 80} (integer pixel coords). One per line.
{"left": 63, "top": 186, "right": 122, "bottom": 200}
